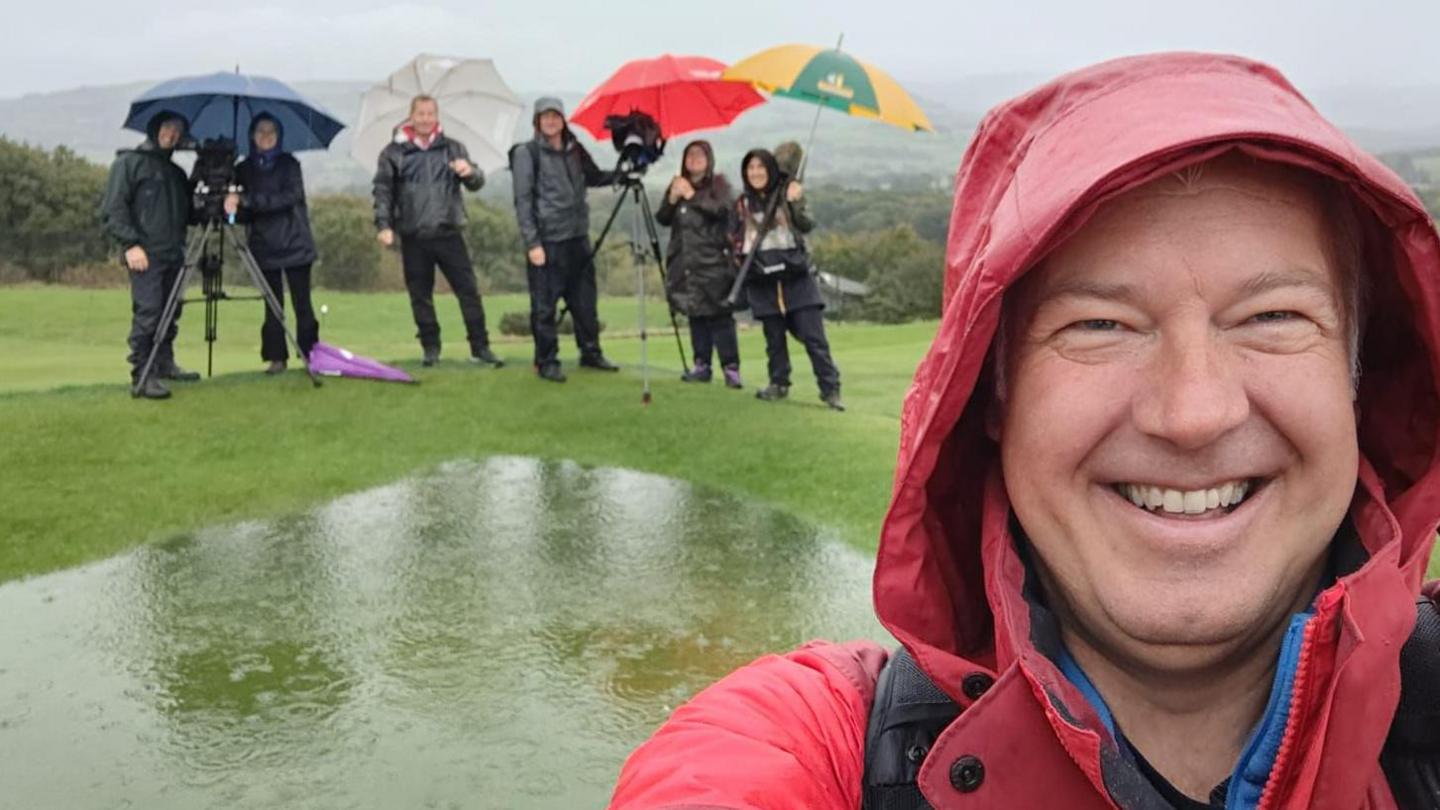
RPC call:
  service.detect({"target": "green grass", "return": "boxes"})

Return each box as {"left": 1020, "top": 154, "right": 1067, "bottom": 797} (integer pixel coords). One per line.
{"left": 3, "top": 285, "right": 1436, "bottom": 585}
{"left": 0, "top": 285, "right": 932, "bottom": 583}
{"left": 0, "top": 285, "right": 686, "bottom": 392}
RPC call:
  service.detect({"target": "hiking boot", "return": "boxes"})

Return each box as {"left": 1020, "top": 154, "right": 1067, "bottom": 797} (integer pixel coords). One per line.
{"left": 470, "top": 347, "right": 505, "bottom": 368}
{"left": 537, "top": 364, "right": 567, "bottom": 383}
{"left": 158, "top": 364, "right": 200, "bottom": 382}
{"left": 821, "top": 389, "right": 846, "bottom": 412}
{"left": 131, "top": 377, "right": 171, "bottom": 400}
{"left": 722, "top": 365, "right": 743, "bottom": 389}
{"left": 755, "top": 383, "right": 789, "bottom": 402}
{"left": 680, "top": 362, "right": 712, "bottom": 383}
{"left": 421, "top": 347, "right": 441, "bottom": 367}
{"left": 580, "top": 354, "right": 620, "bottom": 372}
{"left": 265, "top": 360, "right": 287, "bottom": 375}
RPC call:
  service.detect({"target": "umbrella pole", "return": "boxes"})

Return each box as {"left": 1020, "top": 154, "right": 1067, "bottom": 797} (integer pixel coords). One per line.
{"left": 797, "top": 103, "right": 823, "bottom": 182}
{"left": 796, "top": 33, "right": 843, "bottom": 182}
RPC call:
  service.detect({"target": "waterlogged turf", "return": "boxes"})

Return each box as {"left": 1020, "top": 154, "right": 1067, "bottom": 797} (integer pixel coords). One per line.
{"left": 0, "top": 456, "right": 887, "bottom": 810}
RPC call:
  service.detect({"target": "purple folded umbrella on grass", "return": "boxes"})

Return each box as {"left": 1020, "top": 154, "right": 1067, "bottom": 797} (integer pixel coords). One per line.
{"left": 307, "top": 342, "right": 414, "bottom": 383}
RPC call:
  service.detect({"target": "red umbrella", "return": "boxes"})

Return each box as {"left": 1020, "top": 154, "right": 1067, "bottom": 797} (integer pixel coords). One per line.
{"left": 571, "top": 54, "right": 766, "bottom": 140}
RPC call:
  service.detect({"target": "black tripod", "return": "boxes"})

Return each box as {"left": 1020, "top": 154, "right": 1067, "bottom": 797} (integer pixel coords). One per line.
{"left": 590, "top": 175, "right": 688, "bottom": 401}
{"left": 132, "top": 216, "right": 322, "bottom": 396}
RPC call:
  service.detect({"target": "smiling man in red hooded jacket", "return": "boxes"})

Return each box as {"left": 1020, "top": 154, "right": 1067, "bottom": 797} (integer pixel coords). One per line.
{"left": 606, "top": 53, "right": 1440, "bottom": 810}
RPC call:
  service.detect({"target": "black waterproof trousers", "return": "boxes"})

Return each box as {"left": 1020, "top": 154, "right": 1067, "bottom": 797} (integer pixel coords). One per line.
{"left": 526, "top": 236, "right": 603, "bottom": 369}
{"left": 400, "top": 231, "right": 492, "bottom": 354}
{"left": 260, "top": 264, "right": 319, "bottom": 361}
{"left": 689, "top": 313, "right": 739, "bottom": 368}
{"left": 127, "top": 260, "right": 183, "bottom": 380}
{"left": 759, "top": 306, "right": 840, "bottom": 395}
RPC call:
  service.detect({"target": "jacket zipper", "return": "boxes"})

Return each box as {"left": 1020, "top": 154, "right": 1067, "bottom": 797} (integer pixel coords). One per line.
{"left": 1255, "top": 618, "right": 1318, "bottom": 810}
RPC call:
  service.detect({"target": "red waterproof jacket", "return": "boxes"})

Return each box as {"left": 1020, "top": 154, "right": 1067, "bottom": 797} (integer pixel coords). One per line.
{"left": 609, "top": 53, "right": 1440, "bottom": 810}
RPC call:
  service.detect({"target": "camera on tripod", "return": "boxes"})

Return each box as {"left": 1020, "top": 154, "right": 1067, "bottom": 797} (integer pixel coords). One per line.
{"left": 605, "top": 110, "right": 665, "bottom": 178}
{"left": 189, "top": 137, "right": 240, "bottom": 223}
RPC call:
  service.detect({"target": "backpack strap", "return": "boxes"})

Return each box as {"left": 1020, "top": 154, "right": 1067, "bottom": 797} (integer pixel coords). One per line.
{"left": 864, "top": 597, "right": 1440, "bottom": 810}
{"left": 509, "top": 141, "right": 544, "bottom": 243}
{"left": 862, "top": 646, "right": 961, "bottom": 810}
{"left": 1382, "top": 595, "right": 1440, "bottom": 809}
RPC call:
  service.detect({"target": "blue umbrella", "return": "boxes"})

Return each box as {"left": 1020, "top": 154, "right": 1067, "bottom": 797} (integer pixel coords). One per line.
{"left": 124, "top": 71, "right": 344, "bottom": 155}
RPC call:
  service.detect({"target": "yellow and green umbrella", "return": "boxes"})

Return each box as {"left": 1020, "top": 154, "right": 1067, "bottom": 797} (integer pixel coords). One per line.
{"left": 723, "top": 40, "right": 933, "bottom": 133}
{"left": 723, "top": 38, "right": 932, "bottom": 179}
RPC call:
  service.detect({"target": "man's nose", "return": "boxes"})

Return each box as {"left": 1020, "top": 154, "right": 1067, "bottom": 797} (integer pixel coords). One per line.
{"left": 1132, "top": 326, "right": 1249, "bottom": 450}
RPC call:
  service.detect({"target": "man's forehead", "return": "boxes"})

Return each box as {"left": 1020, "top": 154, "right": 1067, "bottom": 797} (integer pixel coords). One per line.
{"left": 1019, "top": 156, "right": 1343, "bottom": 300}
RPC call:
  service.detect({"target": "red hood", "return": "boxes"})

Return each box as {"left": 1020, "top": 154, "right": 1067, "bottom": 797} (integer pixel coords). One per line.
{"left": 875, "top": 52, "right": 1440, "bottom": 700}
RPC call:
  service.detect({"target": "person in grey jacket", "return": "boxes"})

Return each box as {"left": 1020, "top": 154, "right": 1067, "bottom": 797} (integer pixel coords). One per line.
{"left": 99, "top": 109, "right": 200, "bottom": 400}
{"left": 373, "top": 95, "right": 502, "bottom": 368}
{"left": 510, "top": 96, "right": 618, "bottom": 382}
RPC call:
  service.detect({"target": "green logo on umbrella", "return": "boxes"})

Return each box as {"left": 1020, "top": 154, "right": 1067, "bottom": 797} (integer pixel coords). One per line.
{"left": 783, "top": 50, "right": 879, "bottom": 112}
{"left": 818, "top": 73, "right": 854, "bottom": 100}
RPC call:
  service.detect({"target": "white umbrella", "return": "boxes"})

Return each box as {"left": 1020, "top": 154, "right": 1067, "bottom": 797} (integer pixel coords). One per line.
{"left": 350, "top": 54, "right": 524, "bottom": 173}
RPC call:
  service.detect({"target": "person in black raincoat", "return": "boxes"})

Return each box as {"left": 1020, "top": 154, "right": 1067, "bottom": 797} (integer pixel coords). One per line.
{"left": 373, "top": 95, "right": 503, "bottom": 368}
{"left": 656, "top": 140, "right": 742, "bottom": 387}
{"left": 225, "top": 113, "right": 319, "bottom": 374}
{"left": 99, "top": 109, "right": 198, "bottom": 399}
{"left": 734, "top": 148, "right": 843, "bottom": 411}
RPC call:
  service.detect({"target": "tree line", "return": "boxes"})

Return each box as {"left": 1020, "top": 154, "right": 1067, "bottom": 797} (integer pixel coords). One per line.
{"left": 0, "top": 137, "right": 954, "bottom": 323}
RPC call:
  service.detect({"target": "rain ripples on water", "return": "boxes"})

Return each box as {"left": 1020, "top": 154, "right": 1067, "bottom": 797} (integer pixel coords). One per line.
{"left": 0, "top": 456, "right": 886, "bottom": 809}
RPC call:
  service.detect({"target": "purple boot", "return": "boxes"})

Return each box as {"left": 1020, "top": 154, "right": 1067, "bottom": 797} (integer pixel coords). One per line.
{"left": 681, "top": 362, "right": 713, "bottom": 383}
{"left": 722, "top": 364, "right": 742, "bottom": 389}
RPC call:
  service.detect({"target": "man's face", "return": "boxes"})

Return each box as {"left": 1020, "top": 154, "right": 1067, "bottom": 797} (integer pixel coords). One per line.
{"left": 411, "top": 101, "right": 439, "bottom": 136}
{"left": 999, "top": 157, "right": 1359, "bottom": 670}
{"left": 156, "top": 119, "right": 184, "bottom": 150}
{"left": 253, "top": 121, "right": 279, "bottom": 152}
{"left": 538, "top": 110, "right": 565, "bottom": 138}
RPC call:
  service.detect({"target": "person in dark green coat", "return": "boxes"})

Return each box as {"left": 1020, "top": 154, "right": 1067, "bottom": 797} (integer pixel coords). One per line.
{"left": 656, "top": 140, "right": 742, "bottom": 387}
{"left": 99, "top": 110, "right": 197, "bottom": 399}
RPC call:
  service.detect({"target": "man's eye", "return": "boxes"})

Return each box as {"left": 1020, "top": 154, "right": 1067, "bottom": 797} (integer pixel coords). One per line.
{"left": 1250, "top": 311, "right": 1297, "bottom": 323}
{"left": 1071, "top": 319, "right": 1120, "bottom": 331}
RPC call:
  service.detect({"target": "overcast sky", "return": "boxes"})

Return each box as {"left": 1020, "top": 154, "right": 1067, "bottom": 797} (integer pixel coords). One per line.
{"left": 8, "top": 0, "right": 1440, "bottom": 99}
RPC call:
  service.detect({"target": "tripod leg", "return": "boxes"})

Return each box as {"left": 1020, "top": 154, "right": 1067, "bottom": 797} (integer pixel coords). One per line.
{"left": 631, "top": 186, "right": 650, "bottom": 405}
{"left": 205, "top": 250, "right": 218, "bottom": 377}
{"left": 226, "top": 225, "right": 322, "bottom": 388}
{"left": 133, "top": 223, "right": 210, "bottom": 395}
{"left": 567, "top": 187, "right": 631, "bottom": 329}
{"left": 637, "top": 189, "right": 689, "bottom": 370}
{"left": 592, "top": 186, "right": 628, "bottom": 260}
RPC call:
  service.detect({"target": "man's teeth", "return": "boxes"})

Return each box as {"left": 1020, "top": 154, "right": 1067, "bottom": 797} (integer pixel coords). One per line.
{"left": 1118, "top": 481, "right": 1251, "bottom": 514}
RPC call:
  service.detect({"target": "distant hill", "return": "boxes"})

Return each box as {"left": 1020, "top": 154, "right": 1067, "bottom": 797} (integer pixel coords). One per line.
{"left": 0, "top": 78, "right": 975, "bottom": 195}
{"left": 5, "top": 75, "right": 1440, "bottom": 193}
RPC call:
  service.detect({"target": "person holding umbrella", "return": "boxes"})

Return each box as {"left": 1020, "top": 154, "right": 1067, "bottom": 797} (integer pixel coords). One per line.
{"left": 735, "top": 147, "right": 843, "bottom": 411}
{"left": 373, "top": 95, "right": 503, "bottom": 369}
{"left": 224, "top": 114, "right": 318, "bottom": 374}
{"left": 656, "top": 140, "right": 742, "bottom": 388}
{"left": 99, "top": 110, "right": 199, "bottom": 400}
{"left": 511, "top": 97, "right": 620, "bottom": 383}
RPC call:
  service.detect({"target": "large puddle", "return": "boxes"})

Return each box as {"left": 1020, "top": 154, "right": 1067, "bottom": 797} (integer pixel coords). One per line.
{"left": 0, "top": 456, "right": 886, "bottom": 809}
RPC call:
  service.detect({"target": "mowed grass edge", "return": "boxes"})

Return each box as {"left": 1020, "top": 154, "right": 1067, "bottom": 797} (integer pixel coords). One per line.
{"left": 0, "top": 286, "right": 931, "bottom": 584}
{"left": 3, "top": 286, "right": 1436, "bottom": 583}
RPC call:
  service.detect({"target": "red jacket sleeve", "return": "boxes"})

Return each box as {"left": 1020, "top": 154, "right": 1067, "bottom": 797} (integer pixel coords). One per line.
{"left": 608, "top": 640, "right": 889, "bottom": 810}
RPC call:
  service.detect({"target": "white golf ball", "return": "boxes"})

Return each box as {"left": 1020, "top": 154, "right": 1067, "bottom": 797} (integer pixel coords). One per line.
{"left": 321, "top": 304, "right": 329, "bottom": 315}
